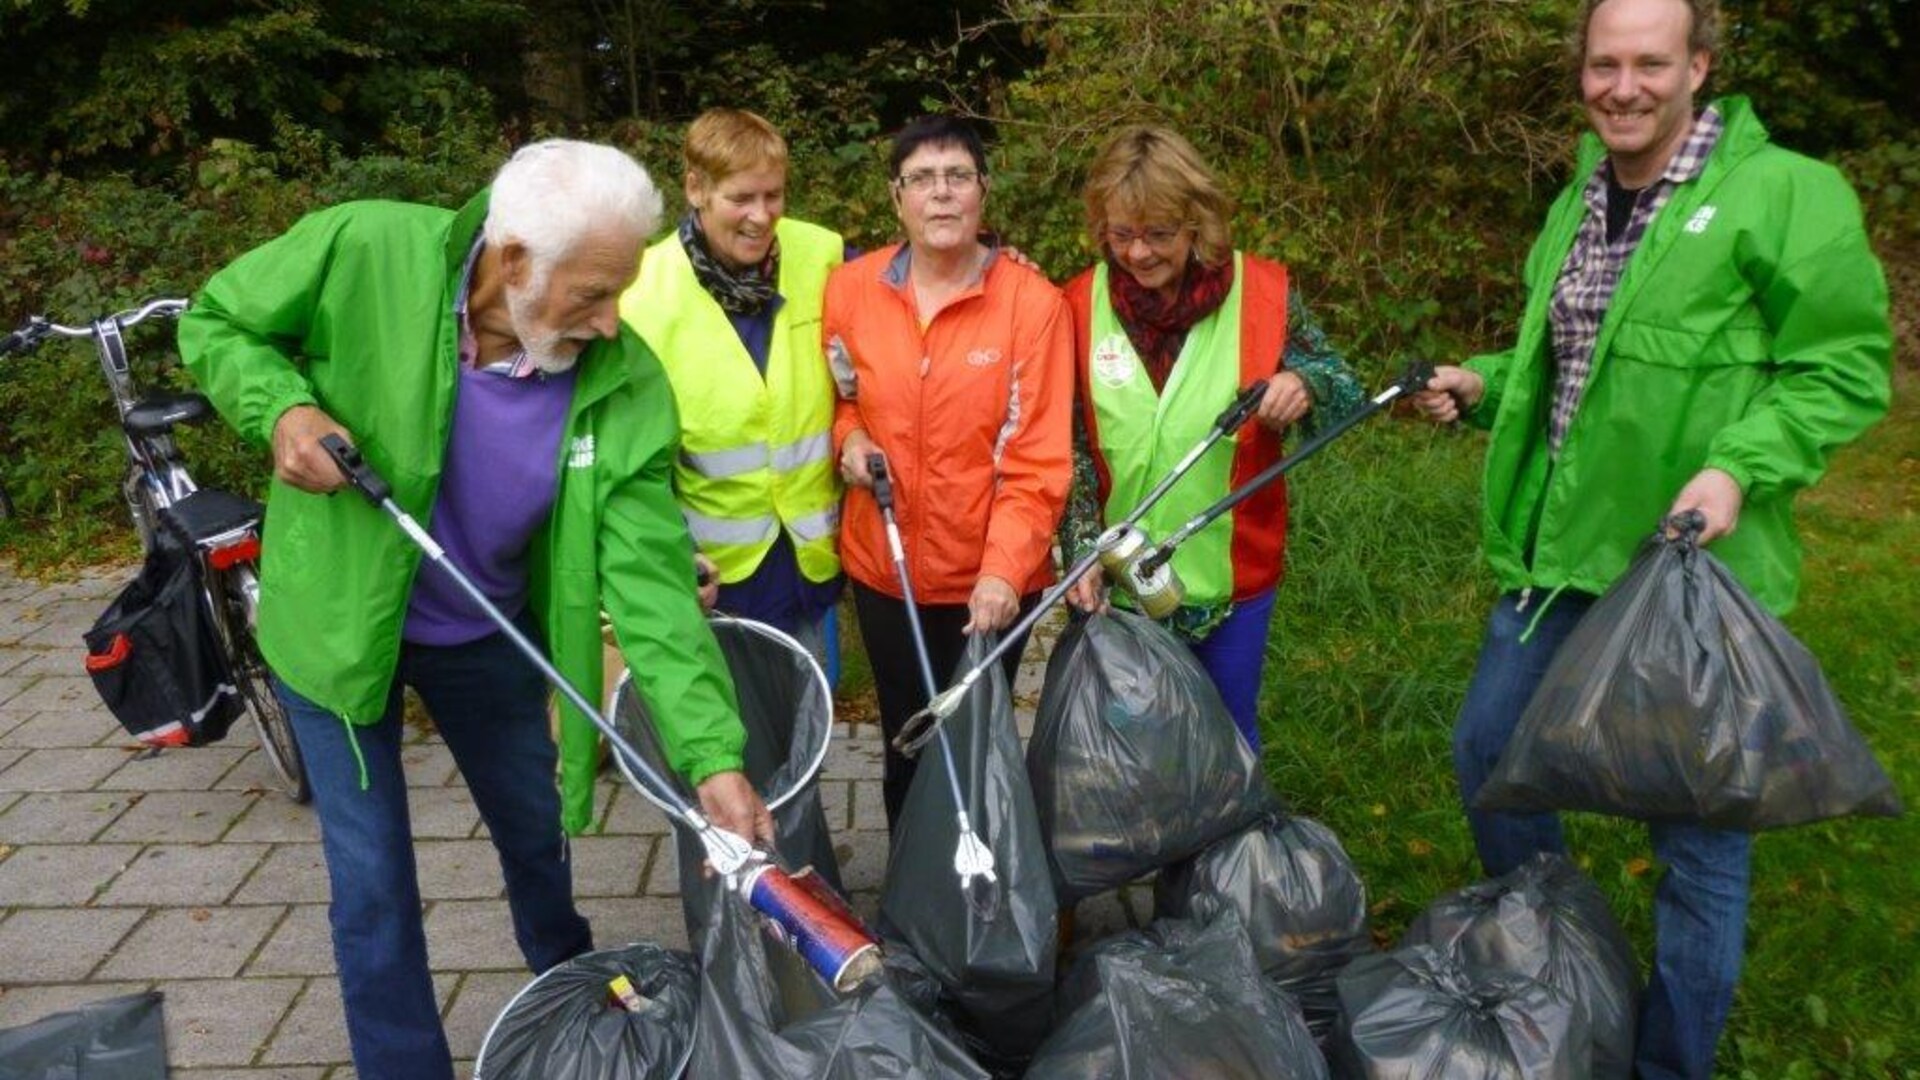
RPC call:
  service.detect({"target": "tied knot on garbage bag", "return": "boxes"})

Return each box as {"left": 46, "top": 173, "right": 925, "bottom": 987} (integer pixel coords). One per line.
{"left": 1404, "top": 853, "right": 1640, "bottom": 1080}
{"left": 1334, "top": 945, "right": 1589, "bottom": 1080}
{"left": 1473, "top": 524, "right": 1903, "bottom": 831}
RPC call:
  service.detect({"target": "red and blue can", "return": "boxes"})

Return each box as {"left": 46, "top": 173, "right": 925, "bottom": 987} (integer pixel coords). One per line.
{"left": 742, "top": 864, "right": 882, "bottom": 993}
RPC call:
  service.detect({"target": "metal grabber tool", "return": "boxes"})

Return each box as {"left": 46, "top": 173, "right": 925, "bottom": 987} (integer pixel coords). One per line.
{"left": 867, "top": 453, "right": 1001, "bottom": 920}
{"left": 1127, "top": 360, "right": 1435, "bottom": 587}
{"left": 320, "top": 434, "right": 883, "bottom": 990}
{"left": 892, "top": 378, "right": 1272, "bottom": 755}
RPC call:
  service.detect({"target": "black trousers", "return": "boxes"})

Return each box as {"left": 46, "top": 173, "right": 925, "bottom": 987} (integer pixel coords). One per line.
{"left": 850, "top": 580, "right": 1036, "bottom": 829}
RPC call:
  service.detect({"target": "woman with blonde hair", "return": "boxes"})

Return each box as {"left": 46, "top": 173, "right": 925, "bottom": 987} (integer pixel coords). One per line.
{"left": 1062, "top": 124, "right": 1363, "bottom": 751}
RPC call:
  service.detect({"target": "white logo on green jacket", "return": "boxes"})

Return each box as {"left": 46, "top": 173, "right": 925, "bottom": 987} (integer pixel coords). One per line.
{"left": 568, "top": 435, "right": 595, "bottom": 469}
{"left": 1685, "top": 205, "right": 1718, "bottom": 234}
{"left": 1092, "top": 333, "right": 1138, "bottom": 388}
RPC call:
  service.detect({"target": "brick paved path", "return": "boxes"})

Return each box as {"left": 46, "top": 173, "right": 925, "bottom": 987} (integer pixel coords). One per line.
{"left": 0, "top": 565, "right": 1130, "bottom": 1077}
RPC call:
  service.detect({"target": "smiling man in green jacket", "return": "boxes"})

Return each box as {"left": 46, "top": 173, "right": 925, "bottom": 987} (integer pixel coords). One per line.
{"left": 180, "top": 139, "right": 773, "bottom": 1080}
{"left": 1413, "top": 1, "right": 1891, "bottom": 1076}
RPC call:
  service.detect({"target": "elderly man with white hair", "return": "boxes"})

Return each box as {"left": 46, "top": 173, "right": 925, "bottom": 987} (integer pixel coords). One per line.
{"left": 181, "top": 139, "right": 772, "bottom": 1079}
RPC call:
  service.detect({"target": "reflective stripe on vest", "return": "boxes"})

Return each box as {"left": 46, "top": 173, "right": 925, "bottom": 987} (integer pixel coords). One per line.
{"left": 622, "top": 218, "right": 844, "bottom": 584}
{"left": 1087, "top": 255, "right": 1245, "bottom": 606}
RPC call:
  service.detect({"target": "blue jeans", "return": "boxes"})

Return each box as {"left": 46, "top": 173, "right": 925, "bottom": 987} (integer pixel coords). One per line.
{"left": 275, "top": 623, "right": 592, "bottom": 1080}
{"left": 1454, "top": 591, "right": 1750, "bottom": 1080}
{"left": 1186, "top": 588, "right": 1277, "bottom": 751}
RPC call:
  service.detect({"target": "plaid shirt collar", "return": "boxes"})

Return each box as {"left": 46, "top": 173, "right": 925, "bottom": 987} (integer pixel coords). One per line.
{"left": 1582, "top": 105, "right": 1723, "bottom": 211}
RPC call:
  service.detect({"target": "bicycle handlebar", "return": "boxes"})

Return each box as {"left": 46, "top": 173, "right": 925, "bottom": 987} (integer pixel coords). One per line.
{"left": 1, "top": 298, "right": 189, "bottom": 357}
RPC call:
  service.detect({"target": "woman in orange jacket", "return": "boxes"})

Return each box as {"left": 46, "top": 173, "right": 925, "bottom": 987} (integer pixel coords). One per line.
{"left": 824, "top": 115, "right": 1074, "bottom": 827}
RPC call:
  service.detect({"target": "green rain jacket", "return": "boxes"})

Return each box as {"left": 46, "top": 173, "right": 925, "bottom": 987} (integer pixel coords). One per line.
{"left": 1463, "top": 96, "right": 1892, "bottom": 615}
{"left": 180, "top": 193, "right": 745, "bottom": 835}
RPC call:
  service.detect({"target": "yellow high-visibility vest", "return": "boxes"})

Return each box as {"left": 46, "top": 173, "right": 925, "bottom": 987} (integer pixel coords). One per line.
{"left": 621, "top": 217, "right": 844, "bottom": 583}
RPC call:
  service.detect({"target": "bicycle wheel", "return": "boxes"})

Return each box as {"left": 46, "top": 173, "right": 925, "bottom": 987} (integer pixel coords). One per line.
{"left": 214, "top": 572, "right": 310, "bottom": 804}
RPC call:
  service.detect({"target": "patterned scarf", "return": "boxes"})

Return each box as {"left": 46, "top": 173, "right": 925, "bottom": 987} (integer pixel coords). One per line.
{"left": 680, "top": 212, "right": 779, "bottom": 315}
{"left": 1107, "top": 253, "right": 1235, "bottom": 392}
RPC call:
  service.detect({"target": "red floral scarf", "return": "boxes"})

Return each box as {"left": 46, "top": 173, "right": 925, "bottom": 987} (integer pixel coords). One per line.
{"left": 1107, "top": 254, "right": 1235, "bottom": 392}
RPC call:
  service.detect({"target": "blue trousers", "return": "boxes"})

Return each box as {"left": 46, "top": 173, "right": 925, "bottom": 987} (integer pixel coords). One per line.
{"left": 1187, "top": 588, "right": 1277, "bottom": 751}
{"left": 275, "top": 623, "right": 592, "bottom": 1080}
{"left": 1453, "top": 591, "right": 1751, "bottom": 1080}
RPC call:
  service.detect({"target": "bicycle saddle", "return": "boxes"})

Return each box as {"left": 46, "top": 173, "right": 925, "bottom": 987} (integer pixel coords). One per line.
{"left": 123, "top": 391, "right": 215, "bottom": 436}
{"left": 163, "top": 487, "right": 263, "bottom": 545}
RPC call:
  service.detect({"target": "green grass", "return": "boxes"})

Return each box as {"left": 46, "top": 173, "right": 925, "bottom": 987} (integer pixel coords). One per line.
{"left": 1264, "top": 373, "right": 1919, "bottom": 1078}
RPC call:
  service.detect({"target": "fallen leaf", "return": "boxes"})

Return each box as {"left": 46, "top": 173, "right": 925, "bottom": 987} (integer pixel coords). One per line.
{"left": 1625, "top": 857, "right": 1653, "bottom": 878}
{"left": 1406, "top": 838, "right": 1433, "bottom": 857}
{"left": 1370, "top": 803, "right": 1387, "bottom": 817}
{"left": 189, "top": 908, "right": 212, "bottom": 922}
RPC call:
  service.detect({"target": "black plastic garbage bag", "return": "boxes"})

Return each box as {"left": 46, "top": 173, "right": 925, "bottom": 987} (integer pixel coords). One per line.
{"left": 1475, "top": 532, "right": 1902, "bottom": 830}
{"left": 0, "top": 991, "right": 166, "bottom": 1080}
{"left": 1029, "top": 610, "right": 1278, "bottom": 903}
{"left": 1156, "top": 812, "right": 1372, "bottom": 1041}
{"left": 1028, "top": 905, "right": 1328, "bottom": 1080}
{"left": 878, "top": 633, "right": 1057, "bottom": 1062}
{"left": 612, "top": 615, "right": 842, "bottom": 947}
{"left": 473, "top": 942, "right": 698, "bottom": 1079}
{"left": 686, "top": 890, "right": 988, "bottom": 1079}
{"left": 1404, "top": 854, "right": 1638, "bottom": 1080}
{"left": 1333, "top": 946, "right": 1589, "bottom": 1080}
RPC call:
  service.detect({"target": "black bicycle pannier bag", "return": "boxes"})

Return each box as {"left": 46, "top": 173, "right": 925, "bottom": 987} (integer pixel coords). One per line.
{"left": 1475, "top": 531, "right": 1903, "bottom": 831}
{"left": 82, "top": 536, "right": 240, "bottom": 748}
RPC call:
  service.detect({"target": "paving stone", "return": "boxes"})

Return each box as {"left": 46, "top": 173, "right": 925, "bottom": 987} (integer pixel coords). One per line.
{"left": 441, "top": 970, "right": 528, "bottom": 1062}
{"left": 421, "top": 900, "right": 524, "bottom": 970}
{"left": 215, "top": 747, "right": 312, "bottom": 798}
{"left": 172, "top": 1060, "right": 326, "bottom": 1068}
{"left": 0, "top": 748, "right": 24, "bottom": 779}
{"left": 0, "top": 843, "right": 141, "bottom": 905}
{"left": 0, "top": 790, "right": 136, "bottom": 843}
{"left": 0, "top": 906, "right": 144, "bottom": 980}
{"left": 0, "top": 981, "right": 152, "bottom": 1029}
{"left": 15, "top": 599, "right": 114, "bottom": 647}
{"left": 567, "top": 833, "right": 649, "bottom": 898}
{"left": 1, "top": 649, "right": 85, "bottom": 677}
{"left": 98, "top": 905, "right": 286, "bottom": 980}
{"left": 99, "top": 790, "right": 258, "bottom": 843}
{"left": 641, "top": 835, "right": 684, "bottom": 897}
{"left": 831, "top": 827, "right": 893, "bottom": 894}
{"left": 97, "top": 843, "right": 269, "bottom": 906}
{"left": 157, "top": 976, "right": 303, "bottom": 1068}
{"left": 0, "top": 708, "right": 120, "bottom": 748}
{"left": 256, "top": 975, "right": 454, "bottom": 1068}
{"left": 398, "top": 742, "right": 459, "bottom": 787}
{"left": 100, "top": 745, "right": 247, "bottom": 791}
{"left": 413, "top": 839, "right": 508, "bottom": 900}
{"left": 575, "top": 895, "right": 689, "bottom": 953}
{"left": 597, "top": 784, "right": 672, "bottom": 836}
{"left": 0, "top": 673, "right": 37, "bottom": 709}
{"left": 403, "top": 785, "right": 482, "bottom": 839}
{"left": 850, "top": 778, "right": 889, "bottom": 832}
{"left": 0, "top": 747, "right": 136, "bottom": 792}
{"left": 819, "top": 735, "right": 885, "bottom": 781}
{"left": 0, "top": 675, "right": 102, "bottom": 713}
{"left": 226, "top": 795, "right": 323, "bottom": 843}
{"left": 248, "top": 904, "right": 336, "bottom": 977}
{"left": 817, "top": 778, "right": 852, "bottom": 831}
{"left": 231, "top": 844, "right": 331, "bottom": 905}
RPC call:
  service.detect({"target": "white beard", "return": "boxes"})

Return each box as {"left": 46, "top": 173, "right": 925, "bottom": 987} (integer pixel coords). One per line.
{"left": 505, "top": 273, "right": 581, "bottom": 374}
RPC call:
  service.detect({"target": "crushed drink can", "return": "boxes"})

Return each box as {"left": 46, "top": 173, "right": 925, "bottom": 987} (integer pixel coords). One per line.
{"left": 741, "top": 864, "right": 883, "bottom": 994}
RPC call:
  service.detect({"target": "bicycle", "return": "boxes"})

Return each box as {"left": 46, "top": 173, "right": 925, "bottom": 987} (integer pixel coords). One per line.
{"left": 1, "top": 298, "right": 310, "bottom": 803}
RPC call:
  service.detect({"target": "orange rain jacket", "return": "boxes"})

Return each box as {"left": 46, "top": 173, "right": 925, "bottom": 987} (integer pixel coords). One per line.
{"left": 824, "top": 243, "right": 1073, "bottom": 604}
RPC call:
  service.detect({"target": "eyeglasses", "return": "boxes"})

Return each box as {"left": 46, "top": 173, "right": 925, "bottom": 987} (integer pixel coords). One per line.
{"left": 1105, "top": 224, "right": 1190, "bottom": 251}
{"left": 895, "top": 168, "right": 982, "bottom": 193}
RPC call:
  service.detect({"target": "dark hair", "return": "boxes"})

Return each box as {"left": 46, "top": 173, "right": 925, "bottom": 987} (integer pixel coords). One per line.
{"left": 888, "top": 115, "right": 989, "bottom": 180}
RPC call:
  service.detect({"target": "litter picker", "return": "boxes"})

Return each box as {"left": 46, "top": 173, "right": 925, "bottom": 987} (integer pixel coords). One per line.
{"left": 867, "top": 452, "right": 1000, "bottom": 920}
{"left": 892, "top": 378, "right": 1270, "bottom": 755}
{"left": 319, "top": 434, "right": 883, "bottom": 992}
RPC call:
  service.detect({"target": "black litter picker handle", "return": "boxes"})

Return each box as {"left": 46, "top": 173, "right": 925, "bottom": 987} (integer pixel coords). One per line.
{"left": 319, "top": 433, "right": 392, "bottom": 505}
{"left": 867, "top": 452, "right": 895, "bottom": 510}
{"left": 1135, "top": 360, "right": 1435, "bottom": 577}
{"left": 1217, "top": 378, "right": 1268, "bottom": 434}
